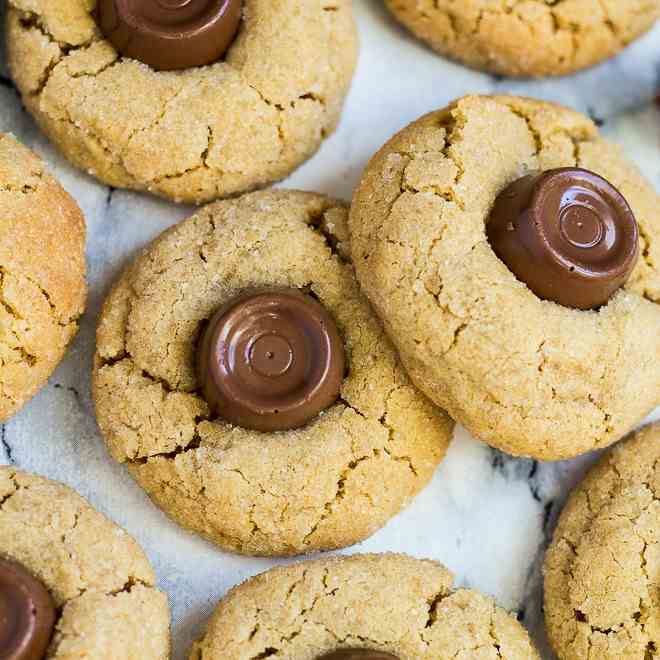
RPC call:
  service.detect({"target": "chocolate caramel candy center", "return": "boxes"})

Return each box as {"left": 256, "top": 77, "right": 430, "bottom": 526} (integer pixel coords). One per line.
{"left": 316, "top": 651, "right": 401, "bottom": 660}
{"left": 96, "top": 0, "right": 242, "bottom": 71}
{"left": 197, "top": 288, "right": 345, "bottom": 432}
{"left": 0, "top": 558, "right": 56, "bottom": 660}
{"left": 487, "top": 167, "right": 639, "bottom": 310}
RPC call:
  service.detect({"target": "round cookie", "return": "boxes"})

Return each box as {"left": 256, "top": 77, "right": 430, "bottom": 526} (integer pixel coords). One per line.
{"left": 0, "top": 467, "right": 170, "bottom": 658}
{"left": 190, "top": 553, "right": 541, "bottom": 659}
{"left": 0, "top": 133, "right": 86, "bottom": 422}
{"left": 544, "top": 422, "right": 660, "bottom": 659}
{"left": 349, "top": 95, "right": 660, "bottom": 460}
{"left": 385, "top": 0, "right": 660, "bottom": 78}
{"left": 5, "top": 0, "right": 357, "bottom": 204}
{"left": 92, "top": 190, "right": 454, "bottom": 556}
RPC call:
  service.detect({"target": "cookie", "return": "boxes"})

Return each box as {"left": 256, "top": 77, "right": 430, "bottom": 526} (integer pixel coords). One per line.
{"left": 6, "top": 0, "right": 357, "bottom": 204}
{"left": 544, "top": 422, "right": 660, "bottom": 659}
{"left": 385, "top": 0, "right": 660, "bottom": 78}
{"left": 0, "top": 467, "right": 170, "bottom": 659}
{"left": 190, "top": 553, "right": 540, "bottom": 659}
{"left": 0, "top": 133, "right": 86, "bottom": 422}
{"left": 92, "top": 190, "right": 454, "bottom": 556}
{"left": 348, "top": 95, "right": 660, "bottom": 460}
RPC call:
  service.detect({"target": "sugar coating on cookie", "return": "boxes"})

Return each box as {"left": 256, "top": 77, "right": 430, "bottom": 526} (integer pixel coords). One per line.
{"left": 0, "top": 468, "right": 170, "bottom": 659}
{"left": 348, "top": 95, "right": 660, "bottom": 460}
{"left": 6, "top": 0, "right": 357, "bottom": 204}
{"left": 0, "top": 133, "right": 86, "bottom": 422}
{"left": 385, "top": 0, "right": 660, "bottom": 78}
{"left": 190, "top": 553, "right": 540, "bottom": 659}
{"left": 544, "top": 422, "right": 660, "bottom": 659}
{"left": 92, "top": 190, "right": 454, "bottom": 556}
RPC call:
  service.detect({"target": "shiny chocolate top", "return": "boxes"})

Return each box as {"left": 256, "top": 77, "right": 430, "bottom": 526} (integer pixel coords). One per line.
{"left": 197, "top": 288, "right": 345, "bottom": 432}
{"left": 316, "top": 651, "right": 400, "bottom": 660}
{"left": 487, "top": 168, "right": 639, "bottom": 309}
{"left": 0, "top": 558, "right": 56, "bottom": 660}
{"left": 96, "top": 0, "right": 242, "bottom": 71}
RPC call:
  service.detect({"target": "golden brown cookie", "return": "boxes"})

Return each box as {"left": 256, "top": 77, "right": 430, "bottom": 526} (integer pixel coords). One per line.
{"left": 0, "top": 467, "right": 170, "bottom": 659}
{"left": 544, "top": 422, "right": 660, "bottom": 659}
{"left": 385, "top": 0, "right": 660, "bottom": 78}
{"left": 348, "top": 95, "right": 660, "bottom": 460}
{"left": 92, "top": 190, "right": 454, "bottom": 557}
{"left": 190, "top": 553, "right": 541, "bottom": 659}
{"left": 0, "top": 133, "right": 86, "bottom": 422}
{"left": 6, "top": 0, "right": 358, "bottom": 204}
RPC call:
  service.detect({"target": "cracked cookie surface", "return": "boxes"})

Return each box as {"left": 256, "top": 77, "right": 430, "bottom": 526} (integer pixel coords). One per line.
{"left": 544, "top": 422, "right": 660, "bottom": 659}
{"left": 385, "top": 0, "right": 659, "bottom": 77}
{"left": 92, "top": 190, "right": 454, "bottom": 556}
{"left": 0, "top": 467, "right": 170, "bottom": 659}
{"left": 190, "top": 553, "right": 541, "bottom": 659}
{"left": 348, "top": 95, "right": 660, "bottom": 460}
{"left": 0, "top": 133, "right": 86, "bottom": 421}
{"left": 6, "top": 0, "right": 357, "bottom": 204}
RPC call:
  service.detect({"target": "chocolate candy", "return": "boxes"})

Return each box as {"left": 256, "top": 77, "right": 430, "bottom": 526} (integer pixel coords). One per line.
{"left": 487, "top": 167, "right": 639, "bottom": 310}
{"left": 0, "top": 558, "right": 56, "bottom": 660}
{"left": 96, "top": 0, "right": 242, "bottom": 71}
{"left": 317, "top": 651, "right": 400, "bottom": 660}
{"left": 197, "top": 289, "right": 345, "bottom": 432}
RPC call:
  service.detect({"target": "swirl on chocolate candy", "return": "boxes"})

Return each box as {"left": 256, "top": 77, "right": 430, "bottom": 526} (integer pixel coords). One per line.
{"left": 96, "top": 0, "right": 242, "bottom": 71}
{"left": 487, "top": 167, "right": 639, "bottom": 310}
{"left": 316, "top": 651, "right": 400, "bottom": 660}
{"left": 197, "top": 289, "right": 345, "bottom": 432}
{"left": 0, "top": 558, "right": 56, "bottom": 660}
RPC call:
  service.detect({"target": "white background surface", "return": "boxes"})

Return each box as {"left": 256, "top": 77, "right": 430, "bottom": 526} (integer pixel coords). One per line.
{"left": 1, "top": 2, "right": 659, "bottom": 657}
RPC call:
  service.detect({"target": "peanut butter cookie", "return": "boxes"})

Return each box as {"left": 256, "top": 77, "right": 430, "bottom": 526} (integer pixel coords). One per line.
{"left": 190, "top": 553, "right": 541, "bottom": 659}
{"left": 0, "top": 133, "right": 86, "bottom": 422}
{"left": 92, "top": 190, "right": 454, "bottom": 556}
{"left": 385, "top": 0, "right": 659, "bottom": 77}
{"left": 6, "top": 0, "right": 357, "bottom": 204}
{"left": 348, "top": 95, "right": 660, "bottom": 460}
{"left": 0, "top": 468, "right": 170, "bottom": 659}
{"left": 544, "top": 422, "right": 660, "bottom": 659}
